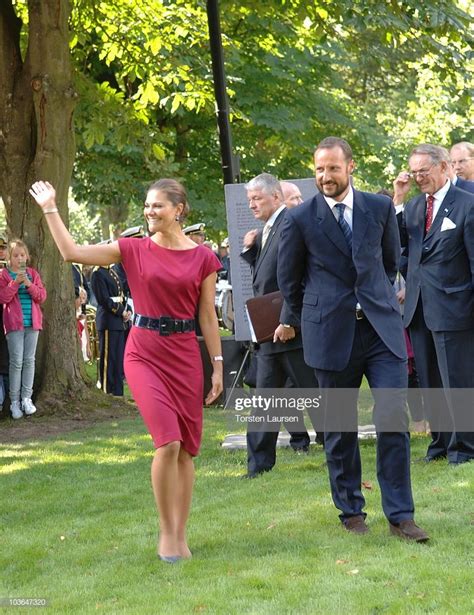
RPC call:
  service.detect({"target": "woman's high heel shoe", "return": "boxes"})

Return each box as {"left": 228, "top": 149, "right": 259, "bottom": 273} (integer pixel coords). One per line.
{"left": 159, "top": 554, "right": 182, "bottom": 564}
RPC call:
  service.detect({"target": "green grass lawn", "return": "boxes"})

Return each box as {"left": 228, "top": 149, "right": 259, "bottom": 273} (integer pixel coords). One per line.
{"left": 0, "top": 408, "right": 473, "bottom": 614}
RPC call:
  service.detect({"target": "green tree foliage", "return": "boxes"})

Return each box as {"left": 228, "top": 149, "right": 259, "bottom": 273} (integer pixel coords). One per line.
{"left": 6, "top": 0, "right": 473, "bottom": 239}
{"left": 66, "top": 0, "right": 472, "bottom": 237}
{"left": 1, "top": 0, "right": 471, "bottom": 401}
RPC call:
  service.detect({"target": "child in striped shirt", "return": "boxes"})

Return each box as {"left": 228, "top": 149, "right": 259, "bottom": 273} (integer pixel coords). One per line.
{"left": 0, "top": 239, "right": 47, "bottom": 419}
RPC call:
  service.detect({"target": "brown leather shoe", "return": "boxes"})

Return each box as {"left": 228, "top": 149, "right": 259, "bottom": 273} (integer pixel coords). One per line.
{"left": 389, "top": 520, "right": 429, "bottom": 543}
{"left": 342, "top": 515, "right": 369, "bottom": 534}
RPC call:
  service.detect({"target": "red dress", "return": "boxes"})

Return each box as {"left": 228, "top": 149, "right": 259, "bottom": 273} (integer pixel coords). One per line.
{"left": 118, "top": 237, "right": 221, "bottom": 455}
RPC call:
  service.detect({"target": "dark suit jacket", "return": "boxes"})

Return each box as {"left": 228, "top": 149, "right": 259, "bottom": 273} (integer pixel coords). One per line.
{"left": 455, "top": 177, "right": 474, "bottom": 194}
{"left": 278, "top": 191, "right": 406, "bottom": 371}
{"left": 72, "top": 264, "right": 91, "bottom": 299}
{"left": 240, "top": 208, "right": 303, "bottom": 356}
{"left": 401, "top": 184, "right": 474, "bottom": 331}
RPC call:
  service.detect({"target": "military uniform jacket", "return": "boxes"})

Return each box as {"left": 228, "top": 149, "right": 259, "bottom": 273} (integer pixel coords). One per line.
{"left": 90, "top": 266, "right": 126, "bottom": 331}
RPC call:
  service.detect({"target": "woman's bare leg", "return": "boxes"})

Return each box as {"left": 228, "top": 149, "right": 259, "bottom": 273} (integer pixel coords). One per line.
{"left": 175, "top": 447, "right": 195, "bottom": 558}
{"left": 151, "top": 440, "right": 181, "bottom": 556}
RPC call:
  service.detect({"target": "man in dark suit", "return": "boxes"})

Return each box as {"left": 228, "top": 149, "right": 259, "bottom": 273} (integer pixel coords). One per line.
{"left": 278, "top": 137, "right": 428, "bottom": 541}
{"left": 453, "top": 175, "right": 474, "bottom": 194}
{"left": 438, "top": 146, "right": 474, "bottom": 194}
{"left": 393, "top": 144, "right": 474, "bottom": 464}
{"left": 240, "top": 173, "right": 320, "bottom": 477}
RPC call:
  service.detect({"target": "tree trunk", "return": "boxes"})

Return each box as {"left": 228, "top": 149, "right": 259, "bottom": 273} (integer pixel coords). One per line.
{"left": 0, "top": 0, "right": 87, "bottom": 405}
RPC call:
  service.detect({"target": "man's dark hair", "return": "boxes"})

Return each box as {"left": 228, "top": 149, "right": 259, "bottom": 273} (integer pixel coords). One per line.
{"left": 314, "top": 137, "right": 353, "bottom": 161}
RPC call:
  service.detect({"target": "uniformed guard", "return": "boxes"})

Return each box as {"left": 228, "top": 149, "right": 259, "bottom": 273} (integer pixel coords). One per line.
{"left": 90, "top": 260, "right": 130, "bottom": 396}
{"left": 119, "top": 225, "right": 144, "bottom": 240}
{"left": 183, "top": 222, "right": 206, "bottom": 245}
{"left": 72, "top": 263, "right": 91, "bottom": 312}
{"left": 117, "top": 226, "right": 144, "bottom": 341}
{"left": 111, "top": 262, "right": 132, "bottom": 349}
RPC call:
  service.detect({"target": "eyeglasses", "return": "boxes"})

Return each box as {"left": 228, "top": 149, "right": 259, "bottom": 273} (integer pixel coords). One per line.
{"left": 407, "top": 164, "right": 436, "bottom": 179}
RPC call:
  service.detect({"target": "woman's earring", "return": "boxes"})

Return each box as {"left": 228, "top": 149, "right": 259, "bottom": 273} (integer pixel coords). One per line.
{"left": 175, "top": 215, "right": 180, "bottom": 222}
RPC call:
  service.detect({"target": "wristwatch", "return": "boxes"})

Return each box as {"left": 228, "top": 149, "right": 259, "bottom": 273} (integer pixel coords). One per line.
{"left": 282, "top": 324, "right": 292, "bottom": 329}
{"left": 212, "top": 355, "right": 224, "bottom": 362}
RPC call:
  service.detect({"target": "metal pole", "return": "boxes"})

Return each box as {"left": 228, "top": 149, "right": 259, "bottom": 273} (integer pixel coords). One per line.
{"left": 206, "top": 0, "right": 239, "bottom": 184}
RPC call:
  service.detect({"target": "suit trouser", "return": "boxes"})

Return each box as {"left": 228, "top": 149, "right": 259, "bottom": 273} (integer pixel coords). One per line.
{"left": 409, "top": 299, "right": 474, "bottom": 463}
{"left": 246, "top": 348, "right": 319, "bottom": 474}
{"left": 98, "top": 329, "right": 125, "bottom": 396}
{"left": 315, "top": 317, "right": 414, "bottom": 524}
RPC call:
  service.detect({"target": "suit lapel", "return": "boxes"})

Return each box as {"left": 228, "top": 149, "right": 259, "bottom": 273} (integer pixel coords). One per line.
{"left": 315, "top": 193, "right": 351, "bottom": 258}
{"left": 253, "top": 209, "right": 284, "bottom": 279}
{"left": 352, "top": 191, "right": 369, "bottom": 257}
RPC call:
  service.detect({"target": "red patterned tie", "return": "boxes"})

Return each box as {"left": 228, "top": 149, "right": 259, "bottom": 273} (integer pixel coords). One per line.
{"left": 425, "top": 195, "right": 434, "bottom": 234}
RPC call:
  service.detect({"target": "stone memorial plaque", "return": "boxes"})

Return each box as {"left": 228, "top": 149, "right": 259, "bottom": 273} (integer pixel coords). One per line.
{"left": 224, "top": 178, "right": 318, "bottom": 341}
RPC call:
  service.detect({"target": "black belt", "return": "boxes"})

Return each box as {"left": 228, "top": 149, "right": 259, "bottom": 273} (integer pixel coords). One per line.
{"left": 133, "top": 314, "right": 195, "bottom": 336}
{"left": 355, "top": 307, "right": 365, "bottom": 320}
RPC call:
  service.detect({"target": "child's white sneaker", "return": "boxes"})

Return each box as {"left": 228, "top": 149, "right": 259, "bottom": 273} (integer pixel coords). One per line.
{"left": 11, "top": 400, "right": 23, "bottom": 419}
{"left": 22, "top": 398, "right": 36, "bottom": 416}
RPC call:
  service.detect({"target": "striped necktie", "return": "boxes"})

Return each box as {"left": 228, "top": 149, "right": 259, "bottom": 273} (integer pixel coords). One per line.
{"left": 261, "top": 222, "right": 272, "bottom": 248}
{"left": 334, "top": 203, "right": 352, "bottom": 251}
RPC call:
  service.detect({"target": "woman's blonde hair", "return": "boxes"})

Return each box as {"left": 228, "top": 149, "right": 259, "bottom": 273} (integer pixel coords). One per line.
{"left": 8, "top": 239, "right": 30, "bottom": 263}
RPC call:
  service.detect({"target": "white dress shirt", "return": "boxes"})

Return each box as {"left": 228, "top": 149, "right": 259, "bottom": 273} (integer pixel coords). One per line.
{"left": 429, "top": 179, "right": 451, "bottom": 221}
{"left": 323, "top": 186, "right": 354, "bottom": 230}
{"left": 322, "top": 187, "right": 360, "bottom": 309}
{"left": 396, "top": 179, "right": 451, "bottom": 219}
{"left": 264, "top": 204, "right": 286, "bottom": 230}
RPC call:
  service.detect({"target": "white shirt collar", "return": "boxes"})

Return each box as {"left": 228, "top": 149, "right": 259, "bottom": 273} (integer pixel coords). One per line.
{"left": 430, "top": 179, "right": 451, "bottom": 203}
{"left": 265, "top": 204, "right": 286, "bottom": 227}
{"left": 323, "top": 186, "right": 354, "bottom": 212}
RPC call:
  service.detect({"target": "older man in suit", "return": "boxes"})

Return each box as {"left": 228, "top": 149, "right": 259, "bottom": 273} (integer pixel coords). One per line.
{"left": 278, "top": 137, "right": 427, "bottom": 541}
{"left": 435, "top": 146, "right": 474, "bottom": 194}
{"left": 240, "top": 173, "right": 319, "bottom": 478}
{"left": 393, "top": 144, "right": 474, "bottom": 464}
{"left": 450, "top": 141, "right": 474, "bottom": 182}
{"left": 280, "top": 181, "right": 303, "bottom": 209}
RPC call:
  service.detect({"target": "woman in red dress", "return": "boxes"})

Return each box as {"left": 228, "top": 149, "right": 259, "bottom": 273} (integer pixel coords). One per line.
{"left": 30, "top": 179, "right": 223, "bottom": 563}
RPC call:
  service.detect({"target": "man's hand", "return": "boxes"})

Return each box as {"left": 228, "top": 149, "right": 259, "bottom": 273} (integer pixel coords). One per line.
{"left": 273, "top": 324, "right": 295, "bottom": 343}
{"left": 393, "top": 172, "right": 412, "bottom": 205}
{"left": 396, "top": 288, "right": 406, "bottom": 304}
{"left": 122, "top": 310, "right": 132, "bottom": 323}
{"left": 243, "top": 229, "right": 259, "bottom": 249}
